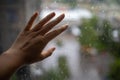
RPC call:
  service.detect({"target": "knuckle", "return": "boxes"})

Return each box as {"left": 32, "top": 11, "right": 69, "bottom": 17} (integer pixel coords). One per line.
{"left": 29, "top": 32, "right": 36, "bottom": 38}
{"left": 39, "top": 36, "right": 47, "bottom": 44}
{"left": 54, "top": 30, "right": 59, "bottom": 34}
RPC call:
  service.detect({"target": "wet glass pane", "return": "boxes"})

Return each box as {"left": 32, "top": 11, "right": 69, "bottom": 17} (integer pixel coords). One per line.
{"left": 0, "top": 0, "right": 120, "bottom": 80}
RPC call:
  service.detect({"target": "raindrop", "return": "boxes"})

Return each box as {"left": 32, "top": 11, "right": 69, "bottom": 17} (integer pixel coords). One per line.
{"left": 60, "top": 71, "right": 64, "bottom": 74}
{"left": 89, "top": 43, "right": 92, "bottom": 47}
{"left": 101, "top": 10, "right": 105, "bottom": 13}
{"left": 85, "top": 27, "right": 87, "bottom": 29}
{"left": 45, "top": 6, "right": 49, "bottom": 10}
{"left": 113, "top": 13, "right": 116, "bottom": 16}
{"left": 76, "top": 37, "right": 80, "bottom": 41}
{"left": 51, "top": 78, "right": 54, "bottom": 80}
{"left": 98, "top": 6, "right": 101, "bottom": 9}
{"left": 104, "top": 24, "right": 107, "bottom": 27}
{"left": 102, "top": 38, "right": 104, "bottom": 40}
{"left": 96, "top": 28, "right": 99, "bottom": 32}
{"left": 24, "top": 73, "right": 27, "bottom": 77}
{"left": 77, "top": 3, "right": 80, "bottom": 7}
{"left": 84, "top": 69, "right": 88, "bottom": 73}
{"left": 53, "top": 1, "right": 57, "bottom": 4}
{"left": 91, "top": 6, "right": 95, "bottom": 10}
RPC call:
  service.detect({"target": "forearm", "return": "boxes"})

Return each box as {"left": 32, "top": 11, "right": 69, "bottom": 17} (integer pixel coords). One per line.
{"left": 0, "top": 52, "right": 23, "bottom": 80}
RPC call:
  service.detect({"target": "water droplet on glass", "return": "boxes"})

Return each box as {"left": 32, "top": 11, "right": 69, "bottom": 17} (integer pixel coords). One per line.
{"left": 76, "top": 37, "right": 79, "bottom": 41}
{"left": 102, "top": 38, "right": 104, "bottom": 40}
{"left": 98, "top": 6, "right": 101, "bottom": 9}
{"left": 45, "top": 6, "right": 49, "bottom": 10}
{"left": 61, "top": 71, "right": 64, "bottom": 74}
{"left": 91, "top": 6, "right": 95, "bottom": 10}
{"left": 102, "top": 10, "right": 105, "bottom": 13}
{"left": 89, "top": 43, "right": 92, "bottom": 47}
{"left": 85, "top": 27, "right": 87, "bottom": 29}
{"left": 53, "top": 1, "right": 57, "bottom": 4}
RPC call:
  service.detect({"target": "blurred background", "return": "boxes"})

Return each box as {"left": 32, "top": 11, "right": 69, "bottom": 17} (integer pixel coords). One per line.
{"left": 0, "top": 0, "right": 120, "bottom": 80}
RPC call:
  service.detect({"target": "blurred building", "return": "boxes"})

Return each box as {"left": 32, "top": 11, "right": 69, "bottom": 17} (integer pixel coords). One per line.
{"left": 0, "top": 0, "right": 41, "bottom": 51}
{"left": 0, "top": 0, "right": 41, "bottom": 80}
{"left": 0, "top": 0, "right": 25, "bottom": 51}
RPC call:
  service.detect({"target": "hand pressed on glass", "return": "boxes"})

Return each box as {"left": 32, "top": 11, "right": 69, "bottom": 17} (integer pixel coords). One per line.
{"left": 8, "top": 12, "right": 67, "bottom": 64}
{"left": 0, "top": 12, "right": 68, "bottom": 80}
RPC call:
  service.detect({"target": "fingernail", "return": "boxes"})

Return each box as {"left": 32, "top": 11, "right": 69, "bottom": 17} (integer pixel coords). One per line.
{"left": 62, "top": 24, "right": 68, "bottom": 29}
{"left": 51, "top": 12, "right": 55, "bottom": 15}
{"left": 59, "top": 13, "right": 65, "bottom": 17}
{"left": 34, "top": 11, "right": 39, "bottom": 15}
{"left": 62, "top": 13, "right": 65, "bottom": 16}
{"left": 52, "top": 47, "right": 56, "bottom": 51}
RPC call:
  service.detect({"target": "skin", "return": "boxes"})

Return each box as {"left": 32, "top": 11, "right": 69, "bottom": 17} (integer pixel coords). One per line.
{"left": 0, "top": 12, "right": 68, "bottom": 80}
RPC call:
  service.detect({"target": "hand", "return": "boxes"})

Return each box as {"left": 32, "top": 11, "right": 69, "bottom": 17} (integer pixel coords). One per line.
{"left": 5, "top": 12, "right": 68, "bottom": 65}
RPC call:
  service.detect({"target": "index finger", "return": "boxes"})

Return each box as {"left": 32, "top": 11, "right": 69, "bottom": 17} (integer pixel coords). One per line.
{"left": 24, "top": 12, "right": 38, "bottom": 31}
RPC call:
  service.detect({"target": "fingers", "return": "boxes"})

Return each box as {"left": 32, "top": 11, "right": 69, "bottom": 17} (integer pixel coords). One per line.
{"left": 44, "top": 24, "right": 68, "bottom": 42}
{"left": 24, "top": 12, "right": 38, "bottom": 31}
{"left": 36, "top": 13, "right": 65, "bottom": 35}
{"left": 39, "top": 47, "right": 56, "bottom": 60}
{"left": 31, "top": 12, "right": 55, "bottom": 32}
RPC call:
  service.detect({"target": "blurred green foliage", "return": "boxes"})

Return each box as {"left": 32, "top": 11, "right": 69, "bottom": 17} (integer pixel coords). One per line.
{"left": 98, "top": 20, "right": 113, "bottom": 51}
{"left": 79, "top": 17, "right": 98, "bottom": 47}
{"left": 108, "top": 59, "right": 120, "bottom": 80}
{"left": 79, "top": 16, "right": 120, "bottom": 80}
{"left": 79, "top": 17, "right": 113, "bottom": 52}
{"left": 115, "top": 0, "right": 120, "bottom": 4}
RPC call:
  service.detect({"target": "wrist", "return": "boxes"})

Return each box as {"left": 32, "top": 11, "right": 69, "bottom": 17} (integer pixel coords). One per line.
{"left": 3, "top": 49, "right": 25, "bottom": 67}
{"left": 0, "top": 50, "right": 24, "bottom": 79}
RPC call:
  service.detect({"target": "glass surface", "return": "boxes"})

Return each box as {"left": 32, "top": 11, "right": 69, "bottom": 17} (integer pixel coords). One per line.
{"left": 0, "top": 0, "right": 120, "bottom": 80}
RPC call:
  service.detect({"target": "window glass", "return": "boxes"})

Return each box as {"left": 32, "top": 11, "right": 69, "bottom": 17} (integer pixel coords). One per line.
{"left": 0, "top": 0, "right": 120, "bottom": 80}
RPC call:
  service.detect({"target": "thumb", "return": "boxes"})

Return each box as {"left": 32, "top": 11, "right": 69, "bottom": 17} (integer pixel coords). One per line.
{"left": 38, "top": 47, "right": 56, "bottom": 61}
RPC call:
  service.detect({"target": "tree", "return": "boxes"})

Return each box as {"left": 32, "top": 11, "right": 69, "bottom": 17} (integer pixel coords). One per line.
{"left": 79, "top": 16, "right": 120, "bottom": 80}
{"left": 108, "top": 59, "right": 120, "bottom": 80}
{"left": 79, "top": 17, "right": 99, "bottom": 51}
